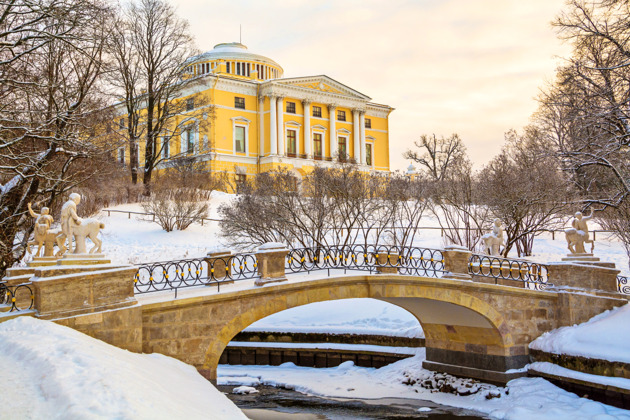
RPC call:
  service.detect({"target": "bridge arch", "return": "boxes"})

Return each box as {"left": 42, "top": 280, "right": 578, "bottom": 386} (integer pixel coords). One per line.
{"left": 201, "top": 275, "right": 515, "bottom": 381}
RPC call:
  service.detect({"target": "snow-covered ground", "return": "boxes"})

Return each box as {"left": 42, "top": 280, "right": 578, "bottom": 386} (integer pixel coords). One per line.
{"left": 219, "top": 355, "right": 630, "bottom": 420}
{"left": 530, "top": 304, "right": 630, "bottom": 363}
{"left": 0, "top": 317, "right": 247, "bottom": 420}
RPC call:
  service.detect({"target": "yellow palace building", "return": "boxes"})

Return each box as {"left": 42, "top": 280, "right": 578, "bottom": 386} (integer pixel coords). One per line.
{"left": 116, "top": 42, "right": 394, "bottom": 186}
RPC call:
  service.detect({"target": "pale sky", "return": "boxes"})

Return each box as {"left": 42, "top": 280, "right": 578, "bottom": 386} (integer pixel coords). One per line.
{"left": 171, "top": 0, "right": 572, "bottom": 171}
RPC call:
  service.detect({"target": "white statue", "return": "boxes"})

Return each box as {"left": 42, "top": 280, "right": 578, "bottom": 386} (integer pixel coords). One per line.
{"left": 565, "top": 209, "right": 594, "bottom": 254}
{"left": 56, "top": 193, "right": 105, "bottom": 256}
{"left": 481, "top": 218, "right": 505, "bottom": 256}
{"left": 27, "top": 202, "right": 54, "bottom": 257}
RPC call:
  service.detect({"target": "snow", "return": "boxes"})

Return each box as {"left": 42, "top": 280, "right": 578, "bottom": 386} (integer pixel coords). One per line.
{"left": 244, "top": 298, "right": 425, "bottom": 338}
{"left": 0, "top": 317, "right": 247, "bottom": 420}
{"left": 228, "top": 341, "right": 422, "bottom": 355}
{"left": 218, "top": 355, "right": 630, "bottom": 419}
{"left": 530, "top": 303, "right": 630, "bottom": 363}
{"left": 232, "top": 385, "right": 259, "bottom": 395}
{"left": 529, "top": 362, "right": 630, "bottom": 390}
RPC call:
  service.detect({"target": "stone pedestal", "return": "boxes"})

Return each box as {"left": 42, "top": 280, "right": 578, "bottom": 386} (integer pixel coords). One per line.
{"left": 547, "top": 261, "right": 620, "bottom": 293}
{"left": 30, "top": 259, "right": 142, "bottom": 353}
{"left": 255, "top": 242, "right": 288, "bottom": 286}
{"left": 58, "top": 253, "right": 111, "bottom": 266}
{"left": 376, "top": 252, "right": 399, "bottom": 274}
{"left": 561, "top": 253, "right": 600, "bottom": 263}
{"left": 442, "top": 245, "right": 472, "bottom": 280}
{"left": 204, "top": 249, "right": 232, "bottom": 281}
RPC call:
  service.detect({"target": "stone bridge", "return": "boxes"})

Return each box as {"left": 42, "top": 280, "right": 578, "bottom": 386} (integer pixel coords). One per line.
{"left": 1, "top": 246, "right": 628, "bottom": 385}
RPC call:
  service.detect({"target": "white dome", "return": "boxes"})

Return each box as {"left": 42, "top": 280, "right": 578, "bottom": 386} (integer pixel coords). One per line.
{"left": 187, "top": 42, "right": 283, "bottom": 75}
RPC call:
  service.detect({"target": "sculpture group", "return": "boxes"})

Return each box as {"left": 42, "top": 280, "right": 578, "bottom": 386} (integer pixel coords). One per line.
{"left": 480, "top": 210, "right": 594, "bottom": 257}
{"left": 565, "top": 210, "right": 594, "bottom": 254}
{"left": 28, "top": 193, "right": 104, "bottom": 258}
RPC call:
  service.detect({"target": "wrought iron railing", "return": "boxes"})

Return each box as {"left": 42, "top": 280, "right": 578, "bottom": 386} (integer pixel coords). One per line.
{"left": 0, "top": 282, "right": 34, "bottom": 312}
{"left": 134, "top": 252, "right": 259, "bottom": 295}
{"left": 468, "top": 254, "right": 549, "bottom": 290}
{"left": 618, "top": 275, "right": 629, "bottom": 294}
{"left": 286, "top": 245, "right": 444, "bottom": 278}
{"left": 134, "top": 245, "right": 445, "bottom": 295}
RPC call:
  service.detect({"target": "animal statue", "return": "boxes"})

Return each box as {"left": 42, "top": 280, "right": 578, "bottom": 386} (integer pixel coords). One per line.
{"left": 70, "top": 218, "right": 105, "bottom": 254}
{"left": 565, "top": 226, "right": 594, "bottom": 254}
{"left": 481, "top": 218, "right": 505, "bottom": 256}
{"left": 481, "top": 234, "right": 503, "bottom": 256}
{"left": 565, "top": 210, "right": 594, "bottom": 254}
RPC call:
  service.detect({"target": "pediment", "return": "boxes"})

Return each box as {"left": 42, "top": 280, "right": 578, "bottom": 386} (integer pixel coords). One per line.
{"left": 275, "top": 75, "right": 371, "bottom": 101}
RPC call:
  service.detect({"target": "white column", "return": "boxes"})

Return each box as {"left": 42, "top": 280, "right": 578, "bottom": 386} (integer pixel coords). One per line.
{"left": 269, "top": 95, "right": 277, "bottom": 155}
{"left": 303, "top": 99, "right": 311, "bottom": 158}
{"left": 258, "top": 96, "right": 265, "bottom": 156}
{"left": 328, "top": 104, "right": 337, "bottom": 159}
{"left": 277, "top": 96, "right": 284, "bottom": 156}
{"left": 352, "top": 109, "right": 360, "bottom": 163}
{"left": 359, "top": 112, "right": 366, "bottom": 165}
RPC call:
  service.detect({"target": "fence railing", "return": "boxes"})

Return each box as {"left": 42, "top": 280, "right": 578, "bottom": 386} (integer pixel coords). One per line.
{"left": 100, "top": 210, "right": 617, "bottom": 240}
{"left": 133, "top": 245, "right": 445, "bottom": 295}
{"left": 101, "top": 209, "right": 220, "bottom": 226}
{"left": 0, "top": 283, "right": 34, "bottom": 312}
{"left": 286, "top": 245, "right": 444, "bottom": 278}
{"left": 618, "top": 276, "right": 629, "bottom": 294}
{"left": 468, "top": 254, "right": 550, "bottom": 290}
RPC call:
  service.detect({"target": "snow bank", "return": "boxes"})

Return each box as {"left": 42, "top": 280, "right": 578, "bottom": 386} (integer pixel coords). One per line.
{"left": 244, "top": 298, "right": 424, "bottom": 338}
{"left": 530, "top": 303, "right": 630, "bottom": 363}
{"left": 529, "top": 362, "right": 630, "bottom": 390}
{"left": 218, "top": 354, "right": 630, "bottom": 419}
{"left": 0, "top": 317, "right": 246, "bottom": 420}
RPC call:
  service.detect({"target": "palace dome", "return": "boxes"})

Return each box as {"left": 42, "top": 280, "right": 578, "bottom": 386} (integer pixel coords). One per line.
{"left": 184, "top": 42, "right": 283, "bottom": 81}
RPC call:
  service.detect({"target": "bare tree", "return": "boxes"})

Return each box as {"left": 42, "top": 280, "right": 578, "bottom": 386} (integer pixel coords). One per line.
{"left": 407, "top": 133, "right": 488, "bottom": 250}
{"left": 219, "top": 165, "right": 427, "bottom": 251}
{"left": 0, "top": 0, "right": 115, "bottom": 277}
{"left": 404, "top": 134, "right": 466, "bottom": 182}
{"left": 478, "top": 128, "right": 569, "bottom": 257}
{"left": 108, "top": 0, "right": 200, "bottom": 189}
{"left": 141, "top": 159, "right": 225, "bottom": 231}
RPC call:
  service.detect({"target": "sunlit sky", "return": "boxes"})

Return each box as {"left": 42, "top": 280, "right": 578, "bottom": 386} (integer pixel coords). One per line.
{"left": 171, "top": 0, "right": 572, "bottom": 171}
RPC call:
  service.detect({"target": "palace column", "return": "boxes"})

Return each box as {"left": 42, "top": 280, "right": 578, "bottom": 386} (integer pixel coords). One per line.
{"left": 359, "top": 111, "right": 366, "bottom": 165}
{"left": 258, "top": 96, "right": 265, "bottom": 156}
{"left": 352, "top": 109, "right": 361, "bottom": 162}
{"left": 302, "top": 99, "right": 311, "bottom": 158}
{"left": 277, "top": 96, "right": 284, "bottom": 156}
{"left": 328, "top": 104, "right": 337, "bottom": 159}
{"left": 269, "top": 95, "right": 277, "bottom": 155}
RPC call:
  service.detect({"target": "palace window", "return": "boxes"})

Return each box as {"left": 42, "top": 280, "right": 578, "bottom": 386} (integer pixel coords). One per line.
{"left": 235, "top": 173, "right": 247, "bottom": 190}
{"left": 226, "top": 62, "right": 230, "bottom": 73}
{"left": 162, "top": 137, "right": 170, "bottom": 158}
{"left": 337, "top": 110, "right": 346, "bottom": 122}
{"left": 235, "top": 97, "right": 245, "bottom": 109}
{"left": 338, "top": 137, "right": 347, "bottom": 161}
{"left": 286, "top": 101, "right": 296, "bottom": 114}
{"left": 366, "top": 144, "right": 372, "bottom": 166}
{"left": 313, "top": 133, "right": 323, "bottom": 159}
{"left": 185, "top": 127, "right": 195, "bottom": 154}
{"left": 365, "top": 118, "right": 371, "bottom": 129}
{"left": 312, "top": 106, "right": 322, "bottom": 118}
{"left": 235, "top": 126, "right": 246, "bottom": 153}
{"left": 119, "top": 118, "right": 125, "bottom": 129}
{"left": 287, "top": 129, "right": 297, "bottom": 157}
{"left": 118, "top": 147, "right": 125, "bottom": 164}
{"left": 186, "top": 98, "right": 194, "bottom": 111}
